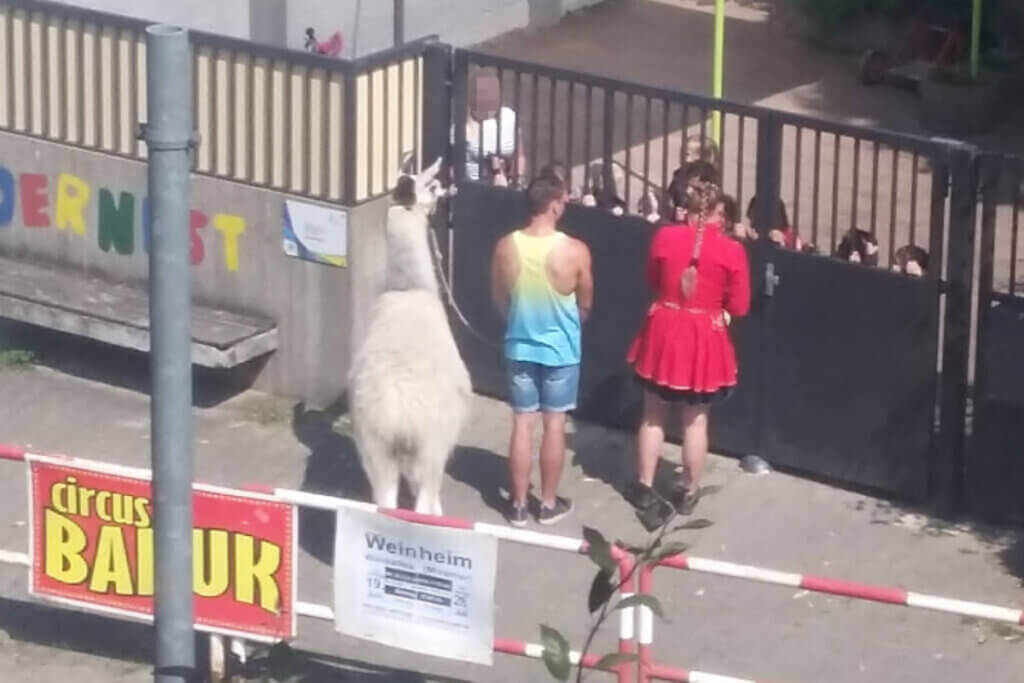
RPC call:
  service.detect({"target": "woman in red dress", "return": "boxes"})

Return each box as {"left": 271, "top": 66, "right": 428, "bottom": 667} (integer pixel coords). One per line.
{"left": 626, "top": 180, "right": 751, "bottom": 519}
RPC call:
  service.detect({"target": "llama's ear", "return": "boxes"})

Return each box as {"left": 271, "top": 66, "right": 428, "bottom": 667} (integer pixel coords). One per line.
{"left": 398, "top": 151, "right": 417, "bottom": 178}
{"left": 417, "top": 157, "right": 443, "bottom": 187}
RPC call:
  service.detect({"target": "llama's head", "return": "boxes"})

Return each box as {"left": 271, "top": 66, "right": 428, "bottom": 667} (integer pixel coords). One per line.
{"left": 392, "top": 155, "right": 447, "bottom": 217}
{"left": 384, "top": 155, "right": 447, "bottom": 295}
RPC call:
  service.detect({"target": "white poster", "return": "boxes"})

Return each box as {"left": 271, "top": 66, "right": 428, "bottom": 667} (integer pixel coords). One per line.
{"left": 283, "top": 199, "right": 348, "bottom": 267}
{"left": 334, "top": 507, "right": 497, "bottom": 665}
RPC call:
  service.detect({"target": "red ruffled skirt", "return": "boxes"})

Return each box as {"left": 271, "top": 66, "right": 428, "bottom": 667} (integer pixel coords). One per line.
{"left": 627, "top": 302, "right": 738, "bottom": 394}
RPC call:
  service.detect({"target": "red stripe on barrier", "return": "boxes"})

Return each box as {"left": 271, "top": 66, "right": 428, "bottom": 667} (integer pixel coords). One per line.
{"left": 241, "top": 483, "right": 276, "bottom": 495}
{"left": 800, "top": 575, "right": 908, "bottom": 606}
{"left": 0, "top": 444, "right": 26, "bottom": 462}
{"left": 657, "top": 554, "right": 689, "bottom": 570}
{"left": 644, "top": 663, "right": 691, "bottom": 681}
{"left": 380, "top": 507, "right": 474, "bottom": 530}
{"left": 493, "top": 637, "right": 528, "bottom": 657}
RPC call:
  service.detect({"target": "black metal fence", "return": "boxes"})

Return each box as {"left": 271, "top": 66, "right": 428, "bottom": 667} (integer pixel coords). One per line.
{"left": 451, "top": 49, "right": 950, "bottom": 270}
{"left": 440, "top": 46, "right": 986, "bottom": 513}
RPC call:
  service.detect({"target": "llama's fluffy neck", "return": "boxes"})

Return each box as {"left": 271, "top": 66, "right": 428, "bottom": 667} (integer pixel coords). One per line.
{"left": 383, "top": 205, "right": 440, "bottom": 296}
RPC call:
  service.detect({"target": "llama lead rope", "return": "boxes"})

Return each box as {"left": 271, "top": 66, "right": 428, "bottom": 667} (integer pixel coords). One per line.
{"left": 427, "top": 220, "right": 505, "bottom": 351}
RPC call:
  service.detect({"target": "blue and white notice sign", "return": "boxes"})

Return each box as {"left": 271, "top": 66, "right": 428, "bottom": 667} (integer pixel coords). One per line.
{"left": 283, "top": 199, "right": 348, "bottom": 267}
{"left": 334, "top": 507, "right": 497, "bottom": 665}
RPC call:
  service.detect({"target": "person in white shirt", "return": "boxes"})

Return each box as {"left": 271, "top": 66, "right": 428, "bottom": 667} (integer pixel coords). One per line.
{"left": 463, "top": 68, "right": 526, "bottom": 185}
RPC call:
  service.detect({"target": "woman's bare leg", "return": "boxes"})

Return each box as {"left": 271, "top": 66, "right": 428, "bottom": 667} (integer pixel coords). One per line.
{"left": 636, "top": 389, "right": 668, "bottom": 487}
{"left": 680, "top": 403, "right": 710, "bottom": 491}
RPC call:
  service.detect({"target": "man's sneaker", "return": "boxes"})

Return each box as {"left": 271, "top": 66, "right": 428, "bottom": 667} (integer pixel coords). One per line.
{"left": 537, "top": 497, "right": 574, "bottom": 525}
{"left": 508, "top": 501, "right": 529, "bottom": 528}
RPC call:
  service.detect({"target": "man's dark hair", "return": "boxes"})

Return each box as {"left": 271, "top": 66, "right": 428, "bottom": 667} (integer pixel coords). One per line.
{"left": 538, "top": 162, "right": 567, "bottom": 184}
{"left": 718, "top": 194, "right": 740, "bottom": 225}
{"left": 745, "top": 195, "right": 790, "bottom": 230}
{"left": 895, "top": 244, "right": 929, "bottom": 273}
{"left": 525, "top": 175, "right": 566, "bottom": 217}
{"left": 683, "top": 159, "right": 720, "bottom": 186}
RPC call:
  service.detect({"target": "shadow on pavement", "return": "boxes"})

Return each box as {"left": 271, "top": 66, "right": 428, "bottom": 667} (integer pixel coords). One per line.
{"left": 0, "top": 596, "right": 152, "bottom": 665}
{"left": 240, "top": 643, "right": 473, "bottom": 682}
{"left": 445, "top": 445, "right": 513, "bottom": 517}
{"left": 292, "top": 400, "right": 373, "bottom": 566}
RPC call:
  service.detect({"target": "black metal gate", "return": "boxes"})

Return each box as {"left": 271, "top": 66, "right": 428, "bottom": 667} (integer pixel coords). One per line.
{"left": 967, "top": 154, "right": 1024, "bottom": 524}
{"left": 428, "top": 46, "right": 976, "bottom": 506}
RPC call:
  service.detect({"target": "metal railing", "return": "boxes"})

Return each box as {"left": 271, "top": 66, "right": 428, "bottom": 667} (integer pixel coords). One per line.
{"left": 453, "top": 48, "right": 951, "bottom": 271}
{"left": 0, "top": 0, "right": 430, "bottom": 205}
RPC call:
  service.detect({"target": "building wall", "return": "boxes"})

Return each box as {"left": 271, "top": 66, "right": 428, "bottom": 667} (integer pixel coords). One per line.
{"left": 50, "top": 0, "right": 608, "bottom": 55}
{"left": 52, "top": 0, "right": 252, "bottom": 38}
{"left": 0, "top": 130, "right": 391, "bottom": 406}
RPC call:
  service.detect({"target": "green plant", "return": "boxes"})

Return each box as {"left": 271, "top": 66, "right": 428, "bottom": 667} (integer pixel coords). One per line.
{"left": 0, "top": 349, "right": 35, "bottom": 369}
{"left": 538, "top": 504, "right": 713, "bottom": 682}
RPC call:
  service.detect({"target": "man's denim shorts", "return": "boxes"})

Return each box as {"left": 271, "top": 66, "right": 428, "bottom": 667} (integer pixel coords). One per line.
{"left": 506, "top": 360, "right": 580, "bottom": 413}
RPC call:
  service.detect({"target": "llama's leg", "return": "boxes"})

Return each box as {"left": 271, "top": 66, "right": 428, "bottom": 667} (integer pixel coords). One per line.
{"left": 356, "top": 430, "right": 400, "bottom": 509}
{"left": 413, "top": 444, "right": 449, "bottom": 517}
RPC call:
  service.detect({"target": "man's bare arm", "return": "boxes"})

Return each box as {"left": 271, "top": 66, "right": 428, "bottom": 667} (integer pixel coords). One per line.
{"left": 491, "top": 236, "right": 511, "bottom": 319}
{"left": 574, "top": 240, "right": 594, "bottom": 322}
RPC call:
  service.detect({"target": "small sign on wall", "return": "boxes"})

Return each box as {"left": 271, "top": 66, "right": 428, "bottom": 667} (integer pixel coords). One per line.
{"left": 283, "top": 199, "right": 348, "bottom": 267}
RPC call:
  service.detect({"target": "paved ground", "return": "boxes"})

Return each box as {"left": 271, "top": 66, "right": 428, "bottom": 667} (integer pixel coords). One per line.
{"left": 0, "top": 324, "right": 1023, "bottom": 682}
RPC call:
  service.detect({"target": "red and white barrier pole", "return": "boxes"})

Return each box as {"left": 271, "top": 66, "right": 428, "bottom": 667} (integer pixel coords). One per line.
{"left": 618, "top": 554, "right": 636, "bottom": 683}
{"left": 657, "top": 555, "right": 1024, "bottom": 626}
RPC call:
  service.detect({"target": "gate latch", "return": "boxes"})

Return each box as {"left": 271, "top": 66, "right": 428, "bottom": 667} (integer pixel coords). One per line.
{"left": 765, "top": 262, "right": 780, "bottom": 297}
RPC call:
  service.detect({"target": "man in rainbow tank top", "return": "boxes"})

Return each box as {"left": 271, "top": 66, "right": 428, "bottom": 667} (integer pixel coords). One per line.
{"left": 490, "top": 175, "right": 594, "bottom": 527}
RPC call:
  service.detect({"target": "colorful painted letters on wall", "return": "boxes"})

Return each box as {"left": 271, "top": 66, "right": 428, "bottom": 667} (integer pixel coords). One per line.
{"left": 0, "top": 166, "right": 247, "bottom": 272}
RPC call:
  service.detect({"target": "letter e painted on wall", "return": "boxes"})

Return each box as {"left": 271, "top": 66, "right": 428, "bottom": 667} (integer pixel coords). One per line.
{"left": 20, "top": 174, "right": 50, "bottom": 227}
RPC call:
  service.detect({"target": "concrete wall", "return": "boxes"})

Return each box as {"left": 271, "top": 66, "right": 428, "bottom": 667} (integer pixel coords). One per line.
{"left": 53, "top": 0, "right": 253, "bottom": 38}
{"left": 0, "top": 130, "right": 389, "bottom": 406}
{"left": 51, "top": 0, "right": 608, "bottom": 55}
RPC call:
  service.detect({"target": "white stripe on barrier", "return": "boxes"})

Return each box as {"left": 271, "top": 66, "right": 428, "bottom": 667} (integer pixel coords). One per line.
{"left": 619, "top": 592, "right": 635, "bottom": 640}
{"left": 473, "top": 522, "right": 585, "bottom": 553}
{"left": 906, "top": 592, "right": 1024, "bottom": 624}
{"left": 690, "top": 672, "right": 757, "bottom": 683}
{"left": 686, "top": 557, "right": 803, "bottom": 587}
{"left": 524, "top": 643, "right": 546, "bottom": 658}
{"left": 295, "top": 600, "right": 335, "bottom": 621}
{"left": 0, "top": 550, "right": 30, "bottom": 566}
{"left": 272, "top": 487, "right": 378, "bottom": 513}
{"left": 638, "top": 604, "right": 654, "bottom": 645}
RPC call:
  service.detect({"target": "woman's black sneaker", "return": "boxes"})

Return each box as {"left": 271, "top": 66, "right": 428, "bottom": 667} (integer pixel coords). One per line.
{"left": 538, "top": 497, "right": 574, "bottom": 525}
{"left": 672, "top": 487, "right": 701, "bottom": 515}
{"left": 624, "top": 481, "right": 659, "bottom": 510}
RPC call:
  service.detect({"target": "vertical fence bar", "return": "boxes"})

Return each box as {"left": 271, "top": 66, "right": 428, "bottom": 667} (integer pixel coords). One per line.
{"left": 583, "top": 84, "right": 592, "bottom": 190}
{"left": 382, "top": 64, "right": 390, "bottom": 192}
{"left": 143, "top": 23, "right": 195, "bottom": 683}
{"left": 811, "top": 129, "right": 821, "bottom": 247}
{"left": 870, "top": 141, "right": 880, "bottom": 236}
{"left": 513, "top": 70, "right": 522, "bottom": 179}
{"left": 343, "top": 66, "right": 358, "bottom": 203}
{"left": 661, "top": 99, "right": 669, "bottom": 194}
{"left": 910, "top": 153, "right": 920, "bottom": 245}
{"left": 602, "top": 87, "right": 614, "bottom": 198}
{"left": 421, "top": 44, "right": 451, "bottom": 178}
{"left": 624, "top": 94, "right": 632, "bottom": 209}
{"left": 936, "top": 144, "right": 977, "bottom": 514}
{"left": 754, "top": 113, "right": 783, "bottom": 235}
{"left": 566, "top": 81, "right": 575, "bottom": 189}
{"left": 888, "top": 148, "right": 899, "bottom": 264}
{"left": 928, "top": 155, "right": 949, "bottom": 281}
{"left": 851, "top": 137, "right": 861, "bottom": 228}
{"left": 830, "top": 134, "right": 840, "bottom": 253}
{"left": 643, "top": 96, "right": 651, "bottom": 199}
{"left": 530, "top": 72, "right": 539, "bottom": 182}
{"left": 451, "top": 50, "right": 469, "bottom": 186}
{"left": 736, "top": 115, "right": 745, "bottom": 205}
{"left": 793, "top": 126, "right": 802, "bottom": 234}
{"left": 548, "top": 76, "right": 556, "bottom": 169}
{"left": 1011, "top": 165, "right": 1021, "bottom": 295}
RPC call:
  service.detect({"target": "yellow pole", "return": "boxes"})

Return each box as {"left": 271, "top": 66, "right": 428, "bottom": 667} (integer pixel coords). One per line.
{"left": 712, "top": 0, "right": 725, "bottom": 143}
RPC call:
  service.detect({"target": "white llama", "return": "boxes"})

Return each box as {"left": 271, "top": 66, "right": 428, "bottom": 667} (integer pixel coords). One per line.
{"left": 348, "top": 157, "right": 471, "bottom": 515}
